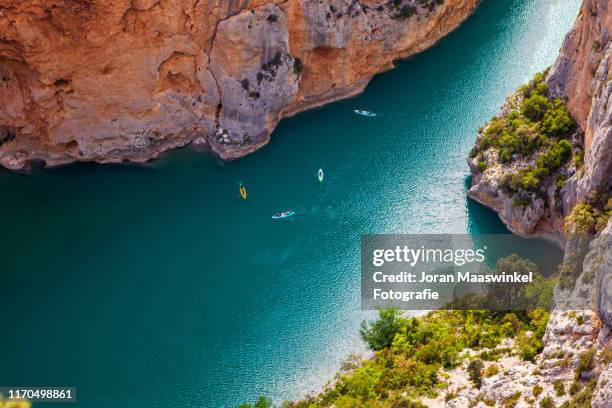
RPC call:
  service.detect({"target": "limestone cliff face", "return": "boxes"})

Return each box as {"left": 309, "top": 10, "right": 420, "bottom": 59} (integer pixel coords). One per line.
{"left": 468, "top": 0, "right": 612, "bottom": 241}
{"left": 0, "top": 0, "right": 479, "bottom": 169}
{"left": 547, "top": 0, "right": 612, "bottom": 209}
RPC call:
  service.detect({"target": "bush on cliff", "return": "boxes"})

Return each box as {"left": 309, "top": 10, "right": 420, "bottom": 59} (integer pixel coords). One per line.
{"left": 541, "top": 99, "right": 575, "bottom": 136}
{"left": 499, "top": 138, "right": 573, "bottom": 196}
{"left": 467, "top": 358, "right": 484, "bottom": 388}
{"left": 564, "top": 201, "right": 611, "bottom": 235}
{"left": 522, "top": 94, "right": 549, "bottom": 121}
{"left": 535, "top": 139, "right": 572, "bottom": 174}
{"left": 518, "top": 71, "right": 548, "bottom": 98}
{"left": 360, "top": 308, "right": 404, "bottom": 351}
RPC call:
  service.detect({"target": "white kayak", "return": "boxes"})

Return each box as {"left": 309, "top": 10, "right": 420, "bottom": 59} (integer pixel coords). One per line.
{"left": 354, "top": 109, "right": 376, "bottom": 117}
{"left": 272, "top": 210, "right": 295, "bottom": 220}
{"left": 318, "top": 168, "right": 324, "bottom": 182}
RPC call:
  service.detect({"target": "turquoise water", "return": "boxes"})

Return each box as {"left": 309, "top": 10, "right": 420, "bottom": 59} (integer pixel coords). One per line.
{"left": 0, "top": 0, "right": 580, "bottom": 406}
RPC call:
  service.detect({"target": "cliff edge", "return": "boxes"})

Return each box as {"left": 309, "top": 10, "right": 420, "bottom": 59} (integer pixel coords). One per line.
{"left": 0, "top": 0, "right": 479, "bottom": 170}
{"left": 468, "top": 0, "right": 612, "bottom": 242}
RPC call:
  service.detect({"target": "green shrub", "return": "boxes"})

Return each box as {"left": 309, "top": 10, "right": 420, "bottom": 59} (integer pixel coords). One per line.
{"left": 473, "top": 72, "right": 579, "bottom": 199}
{"left": 499, "top": 131, "right": 523, "bottom": 153}
{"left": 533, "top": 82, "right": 549, "bottom": 97}
{"left": 336, "top": 365, "right": 382, "bottom": 400}
{"left": 444, "top": 390, "right": 458, "bottom": 402}
{"left": 499, "top": 148, "right": 512, "bottom": 163}
{"left": 516, "top": 332, "right": 539, "bottom": 362}
{"left": 533, "top": 384, "right": 543, "bottom": 397}
{"left": 467, "top": 359, "right": 484, "bottom": 388}
{"left": 484, "top": 364, "right": 500, "bottom": 377}
{"left": 553, "top": 379, "right": 565, "bottom": 396}
{"left": 519, "top": 71, "right": 548, "bottom": 98}
{"left": 293, "top": 304, "right": 552, "bottom": 405}
{"left": 503, "top": 392, "right": 522, "bottom": 408}
{"left": 360, "top": 309, "right": 404, "bottom": 351}
{"left": 484, "top": 117, "right": 505, "bottom": 140}
{"left": 569, "top": 381, "right": 581, "bottom": 396}
{"left": 520, "top": 169, "right": 540, "bottom": 191}
{"left": 541, "top": 99, "right": 575, "bottom": 136}
{"left": 478, "top": 347, "right": 512, "bottom": 361}
{"left": 574, "top": 150, "right": 584, "bottom": 168}
{"left": 575, "top": 349, "right": 596, "bottom": 380}
{"left": 563, "top": 379, "right": 597, "bottom": 408}
{"left": 565, "top": 204, "right": 597, "bottom": 234}
{"left": 522, "top": 94, "right": 549, "bottom": 121}
{"left": 477, "top": 161, "right": 487, "bottom": 172}
{"left": 514, "top": 196, "right": 532, "bottom": 207}
{"left": 514, "top": 309, "right": 549, "bottom": 362}
{"left": 535, "top": 139, "right": 572, "bottom": 174}
{"left": 555, "top": 174, "right": 568, "bottom": 189}
{"left": 540, "top": 396, "right": 555, "bottom": 408}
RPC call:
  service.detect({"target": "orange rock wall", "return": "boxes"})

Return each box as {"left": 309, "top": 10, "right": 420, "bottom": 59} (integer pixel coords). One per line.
{"left": 0, "top": 0, "right": 479, "bottom": 169}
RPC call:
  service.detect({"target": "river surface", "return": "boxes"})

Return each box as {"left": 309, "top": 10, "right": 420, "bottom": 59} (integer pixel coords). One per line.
{"left": 0, "top": 0, "right": 581, "bottom": 406}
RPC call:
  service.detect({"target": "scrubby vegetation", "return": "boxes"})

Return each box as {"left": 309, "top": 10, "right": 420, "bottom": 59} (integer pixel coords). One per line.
{"left": 239, "top": 256, "right": 556, "bottom": 408}
{"left": 502, "top": 392, "right": 522, "bottom": 408}
{"left": 289, "top": 310, "right": 548, "bottom": 407}
{"left": 533, "top": 384, "right": 543, "bottom": 397}
{"left": 560, "top": 379, "right": 597, "bottom": 408}
{"left": 238, "top": 396, "right": 273, "bottom": 408}
{"left": 467, "top": 358, "right": 484, "bottom": 388}
{"left": 484, "top": 363, "right": 500, "bottom": 377}
{"left": 470, "top": 72, "right": 581, "bottom": 203}
{"left": 564, "top": 199, "right": 612, "bottom": 235}
{"left": 558, "top": 196, "right": 611, "bottom": 289}
{"left": 553, "top": 379, "right": 565, "bottom": 396}
{"left": 575, "top": 348, "right": 596, "bottom": 381}
{"left": 540, "top": 396, "right": 555, "bottom": 408}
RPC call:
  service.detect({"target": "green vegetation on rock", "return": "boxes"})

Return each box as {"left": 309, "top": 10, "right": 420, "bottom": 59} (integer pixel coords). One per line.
{"left": 471, "top": 71, "right": 580, "bottom": 200}
{"left": 565, "top": 200, "right": 612, "bottom": 235}
{"left": 558, "top": 197, "right": 612, "bottom": 289}
{"left": 467, "top": 358, "right": 484, "bottom": 388}
{"left": 540, "top": 396, "right": 556, "bottom": 408}
{"left": 276, "top": 270, "right": 552, "bottom": 406}
{"left": 240, "top": 255, "right": 558, "bottom": 407}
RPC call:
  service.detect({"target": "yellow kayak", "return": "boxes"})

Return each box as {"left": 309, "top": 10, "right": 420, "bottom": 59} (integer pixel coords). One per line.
{"left": 239, "top": 184, "right": 247, "bottom": 200}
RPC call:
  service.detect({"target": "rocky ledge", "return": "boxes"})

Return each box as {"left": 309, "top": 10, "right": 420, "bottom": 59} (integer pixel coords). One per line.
{"left": 0, "top": 0, "right": 479, "bottom": 170}
{"left": 467, "top": 72, "right": 582, "bottom": 244}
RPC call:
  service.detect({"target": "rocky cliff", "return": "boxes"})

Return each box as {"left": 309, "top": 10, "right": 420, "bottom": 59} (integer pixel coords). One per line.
{"left": 547, "top": 0, "right": 612, "bottom": 214}
{"left": 468, "top": 0, "right": 612, "bottom": 242}
{"left": 0, "top": 0, "right": 479, "bottom": 170}
{"left": 465, "top": 1, "right": 612, "bottom": 406}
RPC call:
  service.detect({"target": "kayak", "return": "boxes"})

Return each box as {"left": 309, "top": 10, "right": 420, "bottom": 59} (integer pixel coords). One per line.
{"left": 272, "top": 210, "right": 295, "bottom": 219}
{"left": 354, "top": 109, "right": 376, "bottom": 117}
{"left": 239, "top": 183, "right": 247, "bottom": 200}
{"left": 318, "top": 168, "right": 324, "bottom": 182}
